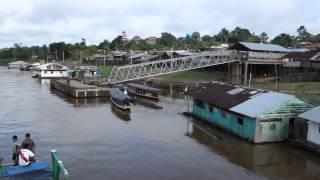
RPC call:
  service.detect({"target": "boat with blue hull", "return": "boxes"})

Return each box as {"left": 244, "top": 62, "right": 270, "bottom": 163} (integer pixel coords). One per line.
{"left": 111, "top": 88, "right": 131, "bottom": 112}
{"left": 0, "top": 150, "right": 69, "bottom": 179}
{"left": 0, "top": 161, "right": 49, "bottom": 177}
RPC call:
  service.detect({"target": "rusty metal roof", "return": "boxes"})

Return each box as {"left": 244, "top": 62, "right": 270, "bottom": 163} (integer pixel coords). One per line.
{"left": 187, "top": 82, "right": 266, "bottom": 110}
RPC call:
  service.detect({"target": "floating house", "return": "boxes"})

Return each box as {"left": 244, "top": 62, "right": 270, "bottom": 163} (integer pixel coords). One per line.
{"left": 36, "top": 62, "right": 68, "bottom": 79}
{"left": 7, "top": 61, "right": 29, "bottom": 69}
{"left": 298, "top": 107, "right": 320, "bottom": 149}
{"left": 188, "top": 82, "right": 315, "bottom": 143}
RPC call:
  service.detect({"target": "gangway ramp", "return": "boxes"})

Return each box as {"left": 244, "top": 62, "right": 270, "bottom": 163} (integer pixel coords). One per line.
{"left": 105, "top": 50, "right": 242, "bottom": 84}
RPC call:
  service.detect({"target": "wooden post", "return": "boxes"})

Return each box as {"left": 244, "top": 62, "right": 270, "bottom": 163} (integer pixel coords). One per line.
{"left": 62, "top": 51, "right": 65, "bottom": 65}
{"left": 244, "top": 61, "right": 248, "bottom": 86}
{"left": 104, "top": 50, "right": 106, "bottom": 66}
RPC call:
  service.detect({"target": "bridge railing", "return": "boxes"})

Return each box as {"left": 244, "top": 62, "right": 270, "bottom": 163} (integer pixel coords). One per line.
{"left": 51, "top": 150, "right": 69, "bottom": 180}
{"left": 106, "top": 50, "right": 242, "bottom": 84}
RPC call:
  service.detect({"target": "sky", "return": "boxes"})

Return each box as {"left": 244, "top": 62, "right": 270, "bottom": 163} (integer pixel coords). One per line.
{"left": 0, "top": 0, "right": 319, "bottom": 48}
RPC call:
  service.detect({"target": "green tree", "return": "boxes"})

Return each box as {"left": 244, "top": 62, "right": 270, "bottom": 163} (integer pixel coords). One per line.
{"left": 229, "top": 27, "right": 252, "bottom": 43}
{"left": 110, "top": 36, "right": 125, "bottom": 50}
{"left": 158, "top": 32, "right": 177, "bottom": 49}
{"left": 259, "top": 32, "right": 269, "bottom": 43}
{"left": 98, "top": 39, "right": 110, "bottom": 50}
{"left": 201, "top": 35, "right": 216, "bottom": 48}
{"left": 215, "top": 28, "right": 229, "bottom": 43}
{"left": 271, "top": 33, "right": 296, "bottom": 48}
{"left": 191, "top": 32, "right": 201, "bottom": 40}
{"left": 297, "top": 25, "right": 313, "bottom": 42}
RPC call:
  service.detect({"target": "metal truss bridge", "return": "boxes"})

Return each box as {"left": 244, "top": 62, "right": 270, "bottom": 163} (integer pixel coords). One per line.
{"left": 105, "top": 50, "right": 242, "bottom": 84}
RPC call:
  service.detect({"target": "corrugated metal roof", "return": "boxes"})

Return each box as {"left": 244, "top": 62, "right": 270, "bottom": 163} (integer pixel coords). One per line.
{"left": 239, "top": 42, "right": 289, "bottom": 52}
{"left": 282, "top": 50, "right": 320, "bottom": 60}
{"left": 230, "top": 92, "right": 295, "bottom": 118}
{"left": 298, "top": 106, "right": 320, "bottom": 123}
{"left": 187, "top": 82, "right": 266, "bottom": 110}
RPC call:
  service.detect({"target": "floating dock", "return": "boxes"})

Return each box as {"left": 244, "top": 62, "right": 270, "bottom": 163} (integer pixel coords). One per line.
{"left": 50, "top": 79, "right": 110, "bottom": 98}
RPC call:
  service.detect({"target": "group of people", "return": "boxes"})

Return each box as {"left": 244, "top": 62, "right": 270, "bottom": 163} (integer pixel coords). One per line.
{"left": 0, "top": 133, "right": 36, "bottom": 167}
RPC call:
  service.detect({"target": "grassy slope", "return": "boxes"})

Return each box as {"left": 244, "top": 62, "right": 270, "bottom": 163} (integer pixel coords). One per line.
{"left": 252, "top": 82, "right": 320, "bottom": 105}
{"left": 98, "top": 66, "right": 113, "bottom": 77}
{"left": 158, "top": 70, "right": 226, "bottom": 82}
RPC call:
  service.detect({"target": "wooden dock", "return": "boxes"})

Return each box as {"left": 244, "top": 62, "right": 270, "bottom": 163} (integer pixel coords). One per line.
{"left": 50, "top": 79, "right": 110, "bottom": 98}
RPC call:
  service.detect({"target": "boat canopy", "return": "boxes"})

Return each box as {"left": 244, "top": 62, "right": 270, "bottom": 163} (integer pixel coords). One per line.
{"left": 111, "top": 88, "right": 129, "bottom": 101}
{"left": 128, "top": 83, "right": 160, "bottom": 92}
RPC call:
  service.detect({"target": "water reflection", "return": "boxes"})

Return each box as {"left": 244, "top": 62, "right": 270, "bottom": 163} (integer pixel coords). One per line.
{"left": 111, "top": 105, "right": 131, "bottom": 122}
{"left": 189, "top": 119, "right": 320, "bottom": 180}
{"left": 132, "top": 98, "right": 163, "bottom": 110}
{"left": 50, "top": 88, "right": 108, "bottom": 108}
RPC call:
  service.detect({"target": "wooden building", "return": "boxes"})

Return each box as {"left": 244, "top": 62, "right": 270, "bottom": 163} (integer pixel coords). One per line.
{"left": 188, "top": 82, "right": 315, "bottom": 143}
{"left": 36, "top": 62, "right": 68, "bottom": 79}
{"left": 298, "top": 106, "right": 320, "bottom": 149}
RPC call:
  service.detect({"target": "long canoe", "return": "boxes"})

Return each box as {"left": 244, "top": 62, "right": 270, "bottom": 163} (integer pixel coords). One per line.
{"left": 0, "top": 161, "right": 49, "bottom": 177}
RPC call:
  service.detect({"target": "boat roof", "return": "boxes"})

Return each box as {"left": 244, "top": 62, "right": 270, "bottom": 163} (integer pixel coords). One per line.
{"left": 127, "top": 83, "right": 160, "bottom": 92}
{"left": 111, "top": 88, "right": 129, "bottom": 101}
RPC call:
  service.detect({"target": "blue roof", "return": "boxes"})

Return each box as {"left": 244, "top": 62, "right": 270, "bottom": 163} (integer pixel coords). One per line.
{"left": 239, "top": 42, "right": 289, "bottom": 52}
{"left": 230, "top": 92, "right": 295, "bottom": 118}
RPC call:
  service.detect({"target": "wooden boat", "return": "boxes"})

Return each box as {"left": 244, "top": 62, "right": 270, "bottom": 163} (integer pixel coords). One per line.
{"left": 0, "top": 150, "right": 69, "bottom": 178}
{"left": 32, "top": 74, "right": 39, "bottom": 78}
{"left": 111, "top": 88, "right": 131, "bottom": 112}
{"left": 0, "top": 161, "right": 49, "bottom": 177}
{"left": 126, "top": 83, "right": 160, "bottom": 101}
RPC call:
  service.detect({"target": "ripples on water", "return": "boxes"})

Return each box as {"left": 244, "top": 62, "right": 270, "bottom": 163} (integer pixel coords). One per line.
{"left": 0, "top": 68, "right": 320, "bottom": 180}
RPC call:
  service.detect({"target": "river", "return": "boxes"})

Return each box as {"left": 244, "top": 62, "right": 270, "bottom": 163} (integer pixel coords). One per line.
{"left": 0, "top": 67, "right": 319, "bottom": 180}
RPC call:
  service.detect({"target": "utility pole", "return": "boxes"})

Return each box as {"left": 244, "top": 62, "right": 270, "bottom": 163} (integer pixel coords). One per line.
{"left": 62, "top": 51, "right": 65, "bottom": 64}
{"left": 104, "top": 49, "right": 106, "bottom": 66}
{"left": 275, "top": 64, "right": 278, "bottom": 91}
{"left": 55, "top": 50, "right": 58, "bottom": 61}
{"left": 80, "top": 50, "right": 83, "bottom": 65}
{"left": 130, "top": 49, "right": 132, "bottom": 65}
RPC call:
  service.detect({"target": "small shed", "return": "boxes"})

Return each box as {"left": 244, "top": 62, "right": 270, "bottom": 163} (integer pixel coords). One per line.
{"left": 188, "top": 82, "right": 315, "bottom": 143}
{"left": 298, "top": 106, "right": 320, "bottom": 149}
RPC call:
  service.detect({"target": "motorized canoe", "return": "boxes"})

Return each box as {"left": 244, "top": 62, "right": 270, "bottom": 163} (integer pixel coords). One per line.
{"left": 111, "top": 88, "right": 131, "bottom": 112}
{"left": 126, "top": 83, "right": 160, "bottom": 101}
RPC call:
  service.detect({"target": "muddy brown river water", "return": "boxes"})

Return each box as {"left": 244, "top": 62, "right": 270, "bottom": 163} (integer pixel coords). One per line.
{"left": 0, "top": 67, "right": 319, "bottom": 180}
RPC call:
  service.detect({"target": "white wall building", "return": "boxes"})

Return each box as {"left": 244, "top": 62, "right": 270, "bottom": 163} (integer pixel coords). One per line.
{"left": 299, "top": 106, "right": 320, "bottom": 148}
{"left": 36, "top": 62, "right": 68, "bottom": 78}
{"left": 7, "top": 61, "right": 29, "bottom": 69}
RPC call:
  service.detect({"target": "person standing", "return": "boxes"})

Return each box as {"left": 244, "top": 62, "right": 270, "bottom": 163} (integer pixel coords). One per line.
{"left": 22, "top": 133, "right": 36, "bottom": 153}
{"left": 12, "top": 135, "right": 20, "bottom": 165}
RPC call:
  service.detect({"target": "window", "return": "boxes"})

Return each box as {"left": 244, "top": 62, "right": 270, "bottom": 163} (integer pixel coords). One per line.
{"left": 208, "top": 104, "right": 214, "bottom": 112}
{"left": 44, "top": 70, "right": 47, "bottom": 74}
{"left": 221, "top": 109, "right": 227, "bottom": 118}
{"left": 238, "top": 118, "right": 243, "bottom": 125}
{"left": 194, "top": 99, "right": 205, "bottom": 109}
{"left": 51, "top": 71, "right": 54, "bottom": 74}
{"left": 60, "top": 71, "right": 63, "bottom": 74}
{"left": 270, "top": 124, "right": 276, "bottom": 130}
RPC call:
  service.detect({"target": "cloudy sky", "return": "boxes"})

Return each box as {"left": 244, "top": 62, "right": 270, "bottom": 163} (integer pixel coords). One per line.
{"left": 0, "top": 0, "right": 319, "bottom": 47}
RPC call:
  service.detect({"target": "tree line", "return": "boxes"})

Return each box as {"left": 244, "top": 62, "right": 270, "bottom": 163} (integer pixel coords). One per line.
{"left": 0, "top": 25, "right": 319, "bottom": 63}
